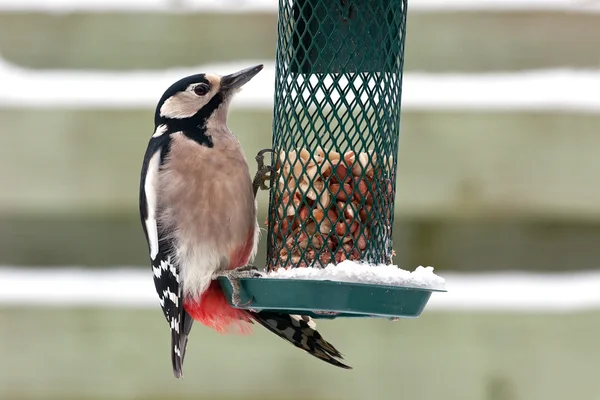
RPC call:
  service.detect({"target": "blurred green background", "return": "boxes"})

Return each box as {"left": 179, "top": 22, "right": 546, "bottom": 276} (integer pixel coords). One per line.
{"left": 1, "top": 4, "right": 599, "bottom": 400}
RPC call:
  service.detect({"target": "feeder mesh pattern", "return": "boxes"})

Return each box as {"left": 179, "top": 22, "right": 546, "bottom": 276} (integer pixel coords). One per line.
{"left": 266, "top": 0, "right": 408, "bottom": 271}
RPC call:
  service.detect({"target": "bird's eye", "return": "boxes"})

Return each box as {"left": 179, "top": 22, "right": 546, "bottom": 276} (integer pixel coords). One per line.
{"left": 193, "top": 85, "right": 209, "bottom": 96}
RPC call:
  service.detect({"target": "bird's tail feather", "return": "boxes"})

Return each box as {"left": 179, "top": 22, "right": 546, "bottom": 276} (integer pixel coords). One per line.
{"left": 250, "top": 311, "right": 352, "bottom": 369}
{"left": 171, "top": 329, "right": 185, "bottom": 378}
{"left": 171, "top": 310, "right": 194, "bottom": 379}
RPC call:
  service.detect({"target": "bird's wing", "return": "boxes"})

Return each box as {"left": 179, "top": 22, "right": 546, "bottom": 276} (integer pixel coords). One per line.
{"left": 139, "top": 132, "right": 193, "bottom": 378}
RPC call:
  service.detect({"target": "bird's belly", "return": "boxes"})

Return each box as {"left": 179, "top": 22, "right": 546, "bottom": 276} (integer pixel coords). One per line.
{"left": 177, "top": 177, "right": 257, "bottom": 331}
{"left": 158, "top": 132, "right": 259, "bottom": 299}
{"left": 160, "top": 167, "right": 257, "bottom": 299}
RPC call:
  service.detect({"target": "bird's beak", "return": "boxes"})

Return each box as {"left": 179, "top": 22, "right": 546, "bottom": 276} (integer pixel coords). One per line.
{"left": 221, "top": 64, "right": 264, "bottom": 92}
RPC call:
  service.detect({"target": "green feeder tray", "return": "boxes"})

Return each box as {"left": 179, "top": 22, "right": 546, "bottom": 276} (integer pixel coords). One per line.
{"left": 218, "top": 277, "right": 444, "bottom": 320}
{"left": 249, "top": 0, "right": 444, "bottom": 318}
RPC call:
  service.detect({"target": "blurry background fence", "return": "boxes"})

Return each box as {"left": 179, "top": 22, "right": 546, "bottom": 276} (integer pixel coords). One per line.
{"left": 1, "top": 1, "right": 600, "bottom": 399}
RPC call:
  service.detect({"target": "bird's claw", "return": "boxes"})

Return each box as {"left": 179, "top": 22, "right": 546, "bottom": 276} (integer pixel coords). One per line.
{"left": 255, "top": 148, "right": 274, "bottom": 170}
{"left": 253, "top": 148, "right": 274, "bottom": 197}
{"left": 213, "top": 265, "right": 264, "bottom": 307}
{"left": 227, "top": 264, "right": 264, "bottom": 277}
{"left": 254, "top": 165, "right": 274, "bottom": 193}
{"left": 236, "top": 296, "right": 255, "bottom": 308}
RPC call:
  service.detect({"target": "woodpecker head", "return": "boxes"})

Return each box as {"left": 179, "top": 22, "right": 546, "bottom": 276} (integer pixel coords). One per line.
{"left": 154, "top": 64, "right": 263, "bottom": 132}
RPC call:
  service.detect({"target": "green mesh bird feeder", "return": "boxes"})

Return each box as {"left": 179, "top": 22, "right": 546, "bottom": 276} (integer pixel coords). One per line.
{"left": 219, "top": 0, "right": 445, "bottom": 319}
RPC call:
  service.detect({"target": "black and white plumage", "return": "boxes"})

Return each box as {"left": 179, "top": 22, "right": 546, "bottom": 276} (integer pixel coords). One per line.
{"left": 139, "top": 72, "right": 226, "bottom": 377}
{"left": 139, "top": 124, "right": 190, "bottom": 376}
{"left": 139, "top": 66, "right": 351, "bottom": 379}
{"left": 251, "top": 312, "right": 351, "bottom": 370}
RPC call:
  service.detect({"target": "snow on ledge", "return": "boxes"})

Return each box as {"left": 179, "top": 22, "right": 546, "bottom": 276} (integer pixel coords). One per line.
{"left": 4, "top": 267, "right": 600, "bottom": 312}
{"left": 2, "top": 54, "right": 600, "bottom": 112}
{"left": 266, "top": 260, "right": 446, "bottom": 291}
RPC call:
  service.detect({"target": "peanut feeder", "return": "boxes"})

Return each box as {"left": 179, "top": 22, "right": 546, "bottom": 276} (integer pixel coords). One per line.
{"left": 265, "top": 0, "right": 407, "bottom": 271}
{"left": 218, "top": 0, "right": 444, "bottom": 321}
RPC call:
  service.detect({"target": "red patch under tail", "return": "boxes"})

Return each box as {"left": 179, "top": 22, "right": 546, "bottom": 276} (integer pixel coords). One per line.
{"left": 184, "top": 282, "right": 252, "bottom": 335}
{"left": 183, "top": 227, "right": 257, "bottom": 334}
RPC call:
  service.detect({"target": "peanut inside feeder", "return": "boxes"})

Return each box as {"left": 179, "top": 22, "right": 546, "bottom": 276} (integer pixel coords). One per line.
{"left": 267, "top": 147, "right": 396, "bottom": 270}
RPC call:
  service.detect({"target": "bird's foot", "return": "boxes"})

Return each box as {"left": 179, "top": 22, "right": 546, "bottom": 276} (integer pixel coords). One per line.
{"left": 213, "top": 265, "right": 264, "bottom": 307}
{"left": 253, "top": 148, "right": 274, "bottom": 197}
{"left": 255, "top": 148, "right": 274, "bottom": 170}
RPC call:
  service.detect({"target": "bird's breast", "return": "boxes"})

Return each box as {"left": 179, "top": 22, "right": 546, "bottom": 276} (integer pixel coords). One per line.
{"left": 158, "top": 132, "right": 258, "bottom": 293}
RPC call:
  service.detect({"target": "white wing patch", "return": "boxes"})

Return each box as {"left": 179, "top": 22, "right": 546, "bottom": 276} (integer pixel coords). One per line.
{"left": 144, "top": 151, "right": 162, "bottom": 260}
{"left": 153, "top": 257, "right": 179, "bottom": 281}
{"left": 163, "top": 288, "right": 179, "bottom": 307}
{"left": 170, "top": 316, "right": 180, "bottom": 334}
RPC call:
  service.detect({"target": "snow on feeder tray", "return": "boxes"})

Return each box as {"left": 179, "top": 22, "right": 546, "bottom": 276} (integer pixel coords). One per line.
{"left": 217, "top": 0, "right": 446, "bottom": 319}
{"left": 218, "top": 261, "right": 446, "bottom": 319}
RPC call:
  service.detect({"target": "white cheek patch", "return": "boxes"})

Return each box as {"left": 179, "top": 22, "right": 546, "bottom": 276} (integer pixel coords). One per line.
{"left": 160, "top": 77, "right": 222, "bottom": 120}
{"left": 144, "top": 151, "right": 162, "bottom": 260}
{"left": 160, "top": 91, "right": 207, "bottom": 119}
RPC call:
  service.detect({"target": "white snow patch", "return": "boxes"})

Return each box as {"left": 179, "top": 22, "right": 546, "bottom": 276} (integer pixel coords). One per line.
{"left": 266, "top": 260, "right": 446, "bottom": 290}
{"left": 1, "top": 53, "right": 600, "bottom": 112}
{"left": 4, "top": 267, "right": 600, "bottom": 312}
